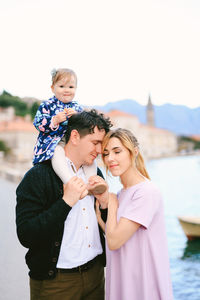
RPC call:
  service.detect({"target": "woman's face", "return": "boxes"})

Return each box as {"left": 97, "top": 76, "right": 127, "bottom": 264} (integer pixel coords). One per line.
{"left": 103, "top": 137, "right": 133, "bottom": 177}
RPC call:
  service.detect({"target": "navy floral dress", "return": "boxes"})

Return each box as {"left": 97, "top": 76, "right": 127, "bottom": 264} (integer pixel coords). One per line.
{"left": 33, "top": 96, "right": 83, "bottom": 164}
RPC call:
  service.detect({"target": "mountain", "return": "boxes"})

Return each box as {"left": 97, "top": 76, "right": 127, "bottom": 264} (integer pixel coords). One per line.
{"left": 93, "top": 99, "right": 200, "bottom": 136}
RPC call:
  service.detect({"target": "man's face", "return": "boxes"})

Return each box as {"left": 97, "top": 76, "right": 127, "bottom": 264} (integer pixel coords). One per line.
{"left": 78, "top": 126, "right": 106, "bottom": 166}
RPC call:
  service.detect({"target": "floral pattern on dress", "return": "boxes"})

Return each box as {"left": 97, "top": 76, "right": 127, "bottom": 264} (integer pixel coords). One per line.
{"left": 33, "top": 96, "right": 83, "bottom": 164}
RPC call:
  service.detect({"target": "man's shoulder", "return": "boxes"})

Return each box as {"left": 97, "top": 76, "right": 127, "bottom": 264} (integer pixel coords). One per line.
{"left": 22, "top": 161, "right": 53, "bottom": 181}
{"left": 16, "top": 161, "right": 58, "bottom": 193}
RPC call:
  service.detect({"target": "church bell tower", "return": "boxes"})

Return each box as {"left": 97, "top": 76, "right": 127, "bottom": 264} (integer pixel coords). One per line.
{"left": 146, "top": 94, "right": 155, "bottom": 127}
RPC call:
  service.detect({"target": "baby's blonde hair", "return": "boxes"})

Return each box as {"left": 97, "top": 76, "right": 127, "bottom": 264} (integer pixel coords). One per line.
{"left": 51, "top": 68, "right": 77, "bottom": 86}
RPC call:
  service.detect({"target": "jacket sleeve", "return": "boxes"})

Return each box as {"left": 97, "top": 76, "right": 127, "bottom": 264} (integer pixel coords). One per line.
{"left": 33, "top": 101, "right": 59, "bottom": 133}
{"left": 97, "top": 167, "right": 108, "bottom": 222}
{"left": 16, "top": 166, "right": 72, "bottom": 249}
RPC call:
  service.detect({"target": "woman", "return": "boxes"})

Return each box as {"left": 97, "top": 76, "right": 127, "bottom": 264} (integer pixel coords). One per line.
{"left": 96, "top": 128, "right": 173, "bottom": 300}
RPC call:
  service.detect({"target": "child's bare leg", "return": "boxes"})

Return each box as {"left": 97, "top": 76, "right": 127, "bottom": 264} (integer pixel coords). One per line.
{"left": 52, "top": 144, "right": 71, "bottom": 183}
{"left": 52, "top": 143, "right": 88, "bottom": 199}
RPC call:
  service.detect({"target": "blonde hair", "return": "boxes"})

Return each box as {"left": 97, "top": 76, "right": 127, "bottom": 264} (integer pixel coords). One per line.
{"left": 51, "top": 68, "right": 77, "bottom": 86}
{"left": 102, "top": 128, "right": 150, "bottom": 179}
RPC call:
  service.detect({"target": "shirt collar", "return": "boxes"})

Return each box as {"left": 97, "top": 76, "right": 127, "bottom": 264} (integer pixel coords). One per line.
{"left": 53, "top": 95, "right": 75, "bottom": 105}
{"left": 65, "top": 156, "right": 84, "bottom": 175}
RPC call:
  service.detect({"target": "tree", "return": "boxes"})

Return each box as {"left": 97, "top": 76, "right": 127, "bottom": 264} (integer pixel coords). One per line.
{"left": 0, "top": 91, "right": 29, "bottom": 116}
{"left": 30, "top": 101, "right": 40, "bottom": 119}
{"left": 0, "top": 140, "right": 10, "bottom": 154}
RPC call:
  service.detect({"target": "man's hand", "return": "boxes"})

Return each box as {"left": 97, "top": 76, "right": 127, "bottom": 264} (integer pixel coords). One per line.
{"left": 63, "top": 177, "right": 87, "bottom": 207}
{"left": 88, "top": 175, "right": 109, "bottom": 209}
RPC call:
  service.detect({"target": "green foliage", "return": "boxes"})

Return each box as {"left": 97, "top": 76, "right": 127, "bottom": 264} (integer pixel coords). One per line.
{"left": 0, "top": 90, "right": 39, "bottom": 118}
{"left": 30, "top": 101, "right": 40, "bottom": 119}
{"left": 0, "top": 140, "right": 10, "bottom": 154}
{"left": 194, "top": 141, "right": 200, "bottom": 150}
{"left": 179, "top": 136, "right": 200, "bottom": 150}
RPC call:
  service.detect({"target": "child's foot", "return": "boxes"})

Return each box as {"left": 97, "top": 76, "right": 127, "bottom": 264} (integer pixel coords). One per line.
{"left": 87, "top": 182, "right": 107, "bottom": 195}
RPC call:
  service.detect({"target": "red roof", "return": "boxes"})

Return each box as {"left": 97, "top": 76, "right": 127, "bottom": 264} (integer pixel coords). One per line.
{"left": 0, "top": 118, "right": 36, "bottom": 132}
{"left": 106, "top": 109, "right": 137, "bottom": 118}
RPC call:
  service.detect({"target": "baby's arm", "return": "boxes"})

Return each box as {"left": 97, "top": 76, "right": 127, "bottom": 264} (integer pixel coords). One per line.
{"left": 52, "top": 111, "right": 68, "bottom": 127}
{"left": 33, "top": 102, "right": 72, "bottom": 133}
{"left": 52, "top": 108, "right": 78, "bottom": 126}
{"left": 33, "top": 102, "right": 59, "bottom": 133}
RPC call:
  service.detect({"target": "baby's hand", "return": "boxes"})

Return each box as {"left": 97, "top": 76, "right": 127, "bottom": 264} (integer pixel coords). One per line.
{"left": 53, "top": 111, "right": 67, "bottom": 126}
{"left": 64, "top": 108, "right": 77, "bottom": 118}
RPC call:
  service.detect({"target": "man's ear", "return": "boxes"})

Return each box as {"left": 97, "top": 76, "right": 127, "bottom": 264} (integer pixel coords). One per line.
{"left": 70, "top": 129, "right": 80, "bottom": 145}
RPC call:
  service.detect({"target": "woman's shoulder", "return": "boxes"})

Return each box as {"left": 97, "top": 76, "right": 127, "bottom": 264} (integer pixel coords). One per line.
{"left": 120, "top": 180, "right": 162, "bottom": 200}
{"left": 142, "top": 180, "right": 160, "bottom": 192}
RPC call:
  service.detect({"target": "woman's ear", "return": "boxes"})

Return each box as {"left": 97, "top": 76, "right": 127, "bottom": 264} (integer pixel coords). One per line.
{"left": 134, "top": 147, "right": 139, "bottom": 157}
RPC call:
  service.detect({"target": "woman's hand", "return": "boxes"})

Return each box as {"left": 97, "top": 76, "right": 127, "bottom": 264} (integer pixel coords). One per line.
{"left": 95, "top": 200, "right": 105, "bottom": 232}
{"left": 88, "top": 175, "right": 109, "bottom": 209}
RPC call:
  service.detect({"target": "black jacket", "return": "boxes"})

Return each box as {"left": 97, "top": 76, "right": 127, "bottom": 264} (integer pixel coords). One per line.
{"left": 16, "top": 160, "right": 107, "bottom": 280}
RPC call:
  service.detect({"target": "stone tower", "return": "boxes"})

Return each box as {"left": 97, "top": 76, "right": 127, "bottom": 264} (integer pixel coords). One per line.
{"left": 146, "top": 94, "right": 155, "bottom": 127}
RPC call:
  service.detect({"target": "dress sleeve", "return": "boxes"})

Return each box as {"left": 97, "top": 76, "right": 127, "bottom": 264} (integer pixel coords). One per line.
{"left": 33, "top": 101, "right": 59, "bottom": 133}
{"left": 121, "top": 184, "right": 161, "bottom": 229}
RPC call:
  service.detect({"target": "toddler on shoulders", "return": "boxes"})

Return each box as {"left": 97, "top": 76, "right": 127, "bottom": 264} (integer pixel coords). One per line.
{"left": 33, "top": 68, "right": 106, "bottom": 197}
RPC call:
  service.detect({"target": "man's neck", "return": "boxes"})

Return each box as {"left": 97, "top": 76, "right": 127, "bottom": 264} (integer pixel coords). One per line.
{"left": 64, "top": 144, "right": 82, "bottom": 170}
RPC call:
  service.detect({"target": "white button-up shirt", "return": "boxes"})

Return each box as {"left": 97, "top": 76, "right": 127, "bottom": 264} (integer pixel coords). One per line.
{"left": 56, "top": 157, "right": 103, "bottom": 268}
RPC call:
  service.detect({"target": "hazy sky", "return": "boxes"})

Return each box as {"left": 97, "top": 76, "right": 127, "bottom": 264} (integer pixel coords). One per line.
{"left": 1, "top": 0, "right": 200, "bottom": 108}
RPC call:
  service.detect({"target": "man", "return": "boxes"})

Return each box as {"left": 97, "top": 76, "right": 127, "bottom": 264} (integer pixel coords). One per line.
{"left": 16, "top": 109, "right": 112, "bottom": 300}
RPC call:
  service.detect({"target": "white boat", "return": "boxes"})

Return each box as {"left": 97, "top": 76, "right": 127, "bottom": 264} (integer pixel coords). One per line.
{"left": 178, "top": 216, "right": 200, "bottom": 240}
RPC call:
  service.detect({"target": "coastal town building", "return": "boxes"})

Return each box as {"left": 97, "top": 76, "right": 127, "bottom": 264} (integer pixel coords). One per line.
{"left": 0, "top": 110, "right": 37, "bottom": 181}
{"left": 0, "top": 107, "right": 15, "bottom": 122}
{"left": 0, "top": 97, "right": 178, "bottom": 181}
{"left": 106, "top": 110, "right": 178, "bottom": 160}
{"left": 0, "top": 113, "right": 37, "bottom": 162}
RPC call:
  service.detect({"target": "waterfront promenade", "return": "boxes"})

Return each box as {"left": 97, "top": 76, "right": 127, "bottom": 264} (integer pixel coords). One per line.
{"left": 0, "top": 178, "right": 29, "bottom": 300}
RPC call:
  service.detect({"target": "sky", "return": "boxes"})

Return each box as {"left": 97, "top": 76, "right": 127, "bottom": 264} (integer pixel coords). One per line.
{"left": 0, "top": 0, "right": 200, "bottom": 108}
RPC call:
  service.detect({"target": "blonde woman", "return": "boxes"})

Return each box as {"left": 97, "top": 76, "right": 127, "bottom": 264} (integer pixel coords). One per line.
{"left": 95, "top": 128, "right": 173, "bottom": 300}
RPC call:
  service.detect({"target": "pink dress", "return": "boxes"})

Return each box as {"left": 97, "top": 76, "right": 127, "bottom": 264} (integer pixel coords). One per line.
{"left": 106, "top": 180, "right": 173, "bottom": 300}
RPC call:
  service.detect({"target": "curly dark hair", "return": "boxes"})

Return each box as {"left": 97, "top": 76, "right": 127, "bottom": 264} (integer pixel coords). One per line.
{"left": 65, "top": 109, "right": 113, "bottom": 143}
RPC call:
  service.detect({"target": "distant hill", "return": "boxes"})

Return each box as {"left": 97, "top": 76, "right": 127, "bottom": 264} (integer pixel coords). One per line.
{"left": 93, "top": 99, "right": 200, "bottom": 136}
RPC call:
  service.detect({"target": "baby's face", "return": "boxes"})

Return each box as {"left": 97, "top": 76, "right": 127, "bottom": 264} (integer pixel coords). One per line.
{"left": 51, "top": 75, "right": 76, "bottom": 103}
